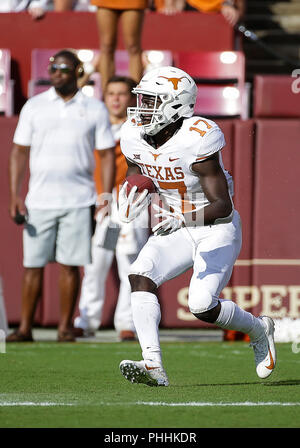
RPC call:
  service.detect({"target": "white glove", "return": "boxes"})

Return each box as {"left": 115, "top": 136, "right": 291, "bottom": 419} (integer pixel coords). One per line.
{"left": 152, "top": 203, "right": 185, "bottom": 236}
{"left": 118, "top": 181, "right": 150, "bottom": 223}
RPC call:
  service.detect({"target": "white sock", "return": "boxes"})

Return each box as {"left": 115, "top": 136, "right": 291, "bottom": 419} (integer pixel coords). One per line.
{"left": 131, "top": 291, "right": 162, "bottom": 364}
{"left": 215, "top": 299, "right": 265, "bottom": 341}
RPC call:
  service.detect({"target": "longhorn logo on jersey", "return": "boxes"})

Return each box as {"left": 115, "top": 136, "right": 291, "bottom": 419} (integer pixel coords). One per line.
{"left": 149, "top": 152, "right": 162, "bottom": 161}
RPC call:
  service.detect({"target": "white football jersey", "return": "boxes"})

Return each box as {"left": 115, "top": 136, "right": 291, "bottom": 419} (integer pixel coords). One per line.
{"left": 120, "top": 116, "right": 233, "bottom": 214}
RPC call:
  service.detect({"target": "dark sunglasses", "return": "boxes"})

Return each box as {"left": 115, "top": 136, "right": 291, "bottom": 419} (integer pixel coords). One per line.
{"left": 48, "top": 63, "right": 74, "bottom": 74}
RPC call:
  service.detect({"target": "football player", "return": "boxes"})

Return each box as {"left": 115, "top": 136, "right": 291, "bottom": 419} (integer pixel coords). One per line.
{"left": 118, "top": 66, "right": 276, "bottom": 386}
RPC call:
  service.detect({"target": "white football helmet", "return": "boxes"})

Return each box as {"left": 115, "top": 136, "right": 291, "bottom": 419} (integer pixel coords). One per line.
{"left": 127, "top": 66, "right": 197, "bottom": 136}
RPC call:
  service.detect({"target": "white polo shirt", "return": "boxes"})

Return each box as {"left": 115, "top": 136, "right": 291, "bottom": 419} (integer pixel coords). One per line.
{"left": 13, "top": 87, "right": 115, "bottom": 209}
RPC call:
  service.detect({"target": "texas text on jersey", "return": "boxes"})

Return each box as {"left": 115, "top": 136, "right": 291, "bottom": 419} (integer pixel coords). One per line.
{"left": 120, "top": 115, "right": 234, "bottom": 216}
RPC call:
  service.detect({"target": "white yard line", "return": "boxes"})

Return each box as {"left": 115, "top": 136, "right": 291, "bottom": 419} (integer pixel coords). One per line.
{"left": 134, "top": 401, "right": 300, "bottom": 407}
{"left": 0, "top": 401, "right": 74, "bottom": 407}
{"left": 2, "top": 400, "right": 300, "bottom": 408}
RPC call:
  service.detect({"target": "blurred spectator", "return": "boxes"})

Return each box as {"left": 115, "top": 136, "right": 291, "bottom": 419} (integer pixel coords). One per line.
{"left": 154, "top": 0, "right": 245, "bottom": 26}
{"left": 154, "top": 0, "right": 185, "bottom": 15}
{"left": 185, "top": 0, "right": 245, "bottom": 26}
{"left": 73, "top": 75, "right": 149, "bottom": 341}
{"left": 0, "top": 0, "right": 51, "bottom": 19}
{"left": 90, "top": 1, "right": 148, "bottom": 91}
{"left": 53, "top": 0, "right": 96, "bottom": 11}
{"left": 6, "top": 49, "right": 115, "bottom": 343}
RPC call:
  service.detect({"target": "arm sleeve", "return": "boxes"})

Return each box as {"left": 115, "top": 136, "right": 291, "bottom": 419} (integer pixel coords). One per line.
{"left": 94, "top": 104, "right": 115, "bottom": 151}
{"left": 13, "top": 101, "right": 33, "bottom": 147}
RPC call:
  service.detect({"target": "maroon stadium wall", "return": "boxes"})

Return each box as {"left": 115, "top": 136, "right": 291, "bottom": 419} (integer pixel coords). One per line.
{"left": 0, "top": 11, "right": 235, "bottom": 114}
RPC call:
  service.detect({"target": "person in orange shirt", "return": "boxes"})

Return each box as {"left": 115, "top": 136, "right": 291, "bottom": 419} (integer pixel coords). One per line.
{"left": 73, "top": 75, "right": 150, "bottom": 341}
{"left": 154, "top": 0, "right": 245, "bottom": 26}
{"left": 186, "top": 0, "right": 245, "bottom": 26}
{"left": 90, "top": 1, "right": 149, "bottom": 91}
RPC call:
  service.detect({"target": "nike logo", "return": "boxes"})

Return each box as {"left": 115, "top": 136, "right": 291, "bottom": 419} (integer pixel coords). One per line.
{"left": 169, "top": 157, "right": 179, "bottom": 162}
{"left": 266, "top": 349, "right": 274, "bottom": 370}
{"left": 145, "top": 364, "right": 159, "bottom": 371}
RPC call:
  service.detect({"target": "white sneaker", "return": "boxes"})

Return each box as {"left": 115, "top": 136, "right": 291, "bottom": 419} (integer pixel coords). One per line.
{"left": 250, "top": 316, "right": 276, "bottom": 379}
{"left": 119, "top": 360, "right": 169, "bottom": 387}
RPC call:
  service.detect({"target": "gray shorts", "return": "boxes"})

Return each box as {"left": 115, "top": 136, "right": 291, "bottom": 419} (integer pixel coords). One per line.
{"left": 23, "top": 207, "right": 93, "bottom": 268}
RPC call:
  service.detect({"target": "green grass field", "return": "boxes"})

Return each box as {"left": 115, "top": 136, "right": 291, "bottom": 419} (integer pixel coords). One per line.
{"left": 0, "top": 339, "right": 300, "bottom": 429}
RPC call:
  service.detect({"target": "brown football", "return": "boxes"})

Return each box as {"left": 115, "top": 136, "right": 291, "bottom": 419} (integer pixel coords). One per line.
{"left": 125, "top": 174, "right": 156, "bottom": 195}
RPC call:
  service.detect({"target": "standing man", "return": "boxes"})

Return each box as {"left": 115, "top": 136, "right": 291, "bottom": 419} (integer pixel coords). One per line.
{"left": 118, "top": 66, "right": 276, "bottom": 386}
{"left": 7, "top": 49, "right": 115, "bottom": 342}
{"left": 73, "top": 76, "right": 149, "bottom": 341}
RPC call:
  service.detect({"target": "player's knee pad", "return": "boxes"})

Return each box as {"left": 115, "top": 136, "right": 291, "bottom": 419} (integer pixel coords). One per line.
{"left": 188, "top": 288, "right": 218, "bottom": 314}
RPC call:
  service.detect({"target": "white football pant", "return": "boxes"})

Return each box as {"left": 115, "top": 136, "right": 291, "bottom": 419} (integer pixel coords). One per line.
{"left": 130, "top": 210, "right": 242, "bottom": 313}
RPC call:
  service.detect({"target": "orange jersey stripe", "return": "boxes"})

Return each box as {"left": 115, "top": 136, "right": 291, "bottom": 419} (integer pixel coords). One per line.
{"left": 94, "top": 141, "right": 127, "bottom": 195}
{"left": 91, "top": 0, "right": 148, "bottom": 9}
{"left": 195, "top": 156, "right": 208, "bottom": 161}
